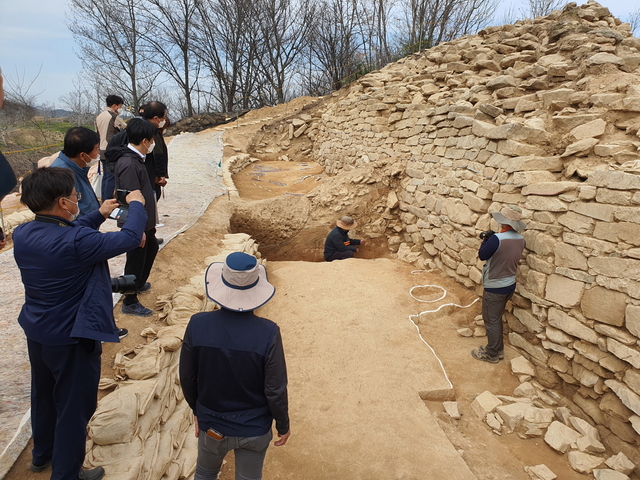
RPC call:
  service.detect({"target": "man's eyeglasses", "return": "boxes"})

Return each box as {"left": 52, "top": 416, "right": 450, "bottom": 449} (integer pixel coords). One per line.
{"left": 68, "top": 192, "right": 82, "bottom": 201}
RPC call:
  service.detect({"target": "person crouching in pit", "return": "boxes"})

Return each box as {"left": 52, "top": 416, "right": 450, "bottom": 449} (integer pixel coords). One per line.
{"left": 323, "top": 216, "right": 367, "bottom": 262}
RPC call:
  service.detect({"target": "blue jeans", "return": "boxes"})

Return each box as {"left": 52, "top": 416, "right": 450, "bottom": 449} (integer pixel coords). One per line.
{"left": 195, "top": 430, "right": 272, "bottom": 480}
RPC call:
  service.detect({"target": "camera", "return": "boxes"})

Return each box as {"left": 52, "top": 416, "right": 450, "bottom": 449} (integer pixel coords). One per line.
{"left": 109, "top": 189, "right": 131, "bottom": 221}
{"left": 111, "top": 274, "right": 137, "bottom": 294}
{"left": 115, "top": 189, "right": 131, "bottom": 205}
{"left": 479, "top": 230, "right": 495, "bottom": 241}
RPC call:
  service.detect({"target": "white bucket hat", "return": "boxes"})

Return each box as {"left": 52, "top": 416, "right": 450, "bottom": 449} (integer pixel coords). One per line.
{"left": 336, "top": 216, "right": 357, "bottom": 230}
{"left": 205, "top": 252, "right": 275, "bottom": 312}
{"left": 491, "top": 205, "right": 527, "bottom": 232}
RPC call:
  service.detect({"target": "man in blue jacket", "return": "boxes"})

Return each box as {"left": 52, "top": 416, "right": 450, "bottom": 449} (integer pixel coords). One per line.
{"left": 50, "top": 127, "right": 101, "bottom": 216}
{"left": 472, "top": 205, "right": 526, "bottom": 364}
{"left": 13, "top": 167, "right": 147, "bottom": 480}
{"left": 180, "top": 252, "right": 290, "bottom": 480}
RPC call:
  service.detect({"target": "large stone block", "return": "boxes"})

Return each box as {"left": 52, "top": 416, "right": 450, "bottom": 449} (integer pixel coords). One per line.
{"left": 624, "top": 369, "right": 640, "bottom": 396}
{"left": 593, "top": 222, "right": 640, "bottom": 246}
{"left": 522, "top": 230, "right": 556, "bottom": 255}
{"left": 497, "top": 140, "right": 540, "bottom": 156}
{"left": 570, "top": 202, "right": 615, "bottom": 222}
{"left": 544, "top": 421, "right": 581, "bottom": 453}
{"left": 594, "top": 324, "right": 638, "bottom": 346}
{"left": 522, "top": 182, "right": 579, "bottom": 196}
{"left": 471, "top": 391, "right": 502, "bottom": 419}
{"left": 606, "top": 339, "right": 640, "bottom": 369}
{"left": 552, "top": 114, "right": 599, "bottom": 131}
{"left": 513, "top": 307, "right": 543, "bottom": 333}
{"left": 625, "top": 304, "right": 640, "bottom": 339}
{"left": 554, "top": 243, "right": 588, "bottom": 270}
{"left": 570, "top": 119, "right": 606, "bottom": 140}
{"left": 558, "top": 212, "right": 595, "bottom": 234}
{"left": 604, "top": 380, "right": 640, "bottom": 416}
{"left": 589, "top": 257, "right": 640, "bottom": 281}
{"left": 502, "top": 156, "right": 563, "bottom": 173}
{"left": 525, "top": 196, "right": 569, "bottom": 212}
{"left": 441, "top": 199, "right": 474, "bottom": 225}
{"left": 581, "top": 286, "right": 626, "bottom": 327}
{"left": 548, "top": 307, "right": 599, "bottom": 343}
{"left": 588, "top": 170, "right": 640, "bottom": 190}
{"left": 567, "top": 451, "right": 604, "bottom": 474}
{"left": 508, "top": 332, "right": 549, "bottom": 362}
{"left": 545, "top": 275, "right": 584, "bottom": 308}
{"left": 561, "top": 138, "right": 599, "bottom": 158}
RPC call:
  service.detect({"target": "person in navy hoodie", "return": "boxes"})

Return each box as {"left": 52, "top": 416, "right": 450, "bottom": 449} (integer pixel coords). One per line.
{"left": 13, "top": 167, "right": 147, "bottom": 480}
{"left": 180, "top": 252, "right": 290, "bottom": 480}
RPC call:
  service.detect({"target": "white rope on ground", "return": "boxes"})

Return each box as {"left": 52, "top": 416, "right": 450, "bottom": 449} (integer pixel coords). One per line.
{"left": 408, "top": 270, "right": 480, "bottom": 391}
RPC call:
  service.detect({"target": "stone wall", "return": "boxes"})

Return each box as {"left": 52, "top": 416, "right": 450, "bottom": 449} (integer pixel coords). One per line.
{"left": 302, "top": 0, "right": 640, "bottom": 462}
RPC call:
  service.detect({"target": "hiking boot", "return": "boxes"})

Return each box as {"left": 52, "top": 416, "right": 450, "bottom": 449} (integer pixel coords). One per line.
{"left": 471, "top": 348, "right": 500, "bottom": 364}
{"left": 29, "top": 460, "right": 51, "bottom": 472}
{"left": 117, "top": 328, "right": 128, "bottom": 339}
{"left": 78, "top": 467, "right": 105, "bottom": 480}
{"left": 478, "top": 345, "right": 504, "bottom": 360}
{"left": 121, "top": 302, "right": 152, "bottom": 317}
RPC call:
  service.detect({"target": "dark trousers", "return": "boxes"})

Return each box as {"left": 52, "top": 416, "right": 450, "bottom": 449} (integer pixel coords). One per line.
{"left": 325, "top": 251, "right": 354, "bottom": 262}
{"left": 101, "top": 161, "right": 115, "bottom": 201}
{"left": 27, "top": 338, "right": 102, "bottom": 480}
{"left": 123, "top": 228, "right": 159, "bottom": 305}
{"left": 482, "top": 290, "right": 513, "bottom": 357}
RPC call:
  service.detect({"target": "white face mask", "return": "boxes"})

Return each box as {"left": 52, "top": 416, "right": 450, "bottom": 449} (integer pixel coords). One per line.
{"left": 85, "top": 154, "right": 99, "bottom": 168}
{"left": 147, "top": 141, "right": 156, "bottom": 154}
{"left": 65, "top": 198, "right": 79, "bottom": 221}
{"left": 158, "top": 119, "right": 166, "bottom": 128}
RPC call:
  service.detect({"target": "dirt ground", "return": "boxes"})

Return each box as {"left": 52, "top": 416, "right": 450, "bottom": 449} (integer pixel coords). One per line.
{"left": 5, "top": 101, "right": 593, "bottom": 480}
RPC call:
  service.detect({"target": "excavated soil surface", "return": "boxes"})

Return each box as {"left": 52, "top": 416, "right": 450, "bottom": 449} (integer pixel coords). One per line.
{"left": 5, "top": 101, "right": 591, "bottom": 480}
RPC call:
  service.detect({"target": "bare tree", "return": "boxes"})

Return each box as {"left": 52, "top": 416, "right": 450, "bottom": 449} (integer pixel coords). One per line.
{"left": 0, "top": 67, "right": 45, "bottom": 145}
{"left": 527, "top": 0, "right": 562, "bottom": 18}
{"left": 142, "top": 0, "right": 202, "bottom": 117}
{"left": 68, "top": 0, "right": 157, "bottom": 111}
{"left": 628, "top": 7, "right": 640, "bottom": 36}
{"left": 251, "top": 0, "right": 315, "bottom": 104}
{"left": 193, "top": 0, "right": 261, "bottom": 111}
{"left": 399, "top": 0, "right": 496, "bottom": 54}
{"left": 58, "top": 74, "right": 96, "bottom": 126}
{"left": 309, "top": 0, "right": 364, "bottom": 92}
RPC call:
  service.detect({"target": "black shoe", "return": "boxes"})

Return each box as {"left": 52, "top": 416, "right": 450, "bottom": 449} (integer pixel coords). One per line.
{"left": 478, "top": 345, "right": 504, "bottom": 360}
{"left": 117, "top": 328, "right": 128, "bottom": 339}
{"left": 157, "top": 238, "right": 164, "bottom": 245}
{"left": 138, "top": 282, "right": 151, "bottom": 293}
{"left": 29, "top": 460, "right": 51, "bottom": 472}
{"left": 121, "top": 302, "right": 152, "bottom": 317}
{"left": 471, "top": 348, "right": 500, "bottom": 364}
{"left": 78, "top": 466, "right": 105, "bottom": 480}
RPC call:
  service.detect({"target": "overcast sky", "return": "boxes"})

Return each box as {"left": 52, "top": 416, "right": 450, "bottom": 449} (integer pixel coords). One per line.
{"left": 0, "top": 0, "right": 636, "bottom": 107}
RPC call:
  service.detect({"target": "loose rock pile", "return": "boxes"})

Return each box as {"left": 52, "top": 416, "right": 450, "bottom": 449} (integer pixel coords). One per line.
{"left": 84, "top": 234, "right": 263, "bottom": 480}
{"left": 467, "top": 355, "right": 637, "bottom": 479}
{"left": 257, "top": 0, "right": 640, "bottom": 468}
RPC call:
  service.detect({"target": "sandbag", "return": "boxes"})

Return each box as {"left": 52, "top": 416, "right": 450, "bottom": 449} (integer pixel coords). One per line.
{"left": 119, "top": 378, "right": 158, "bottom": 416}
{"left": 85, "top": 437, "right": 144, "bottom": 480}
{"left": 179, "top": 433, "right": 198, "bottom": 479}
{"left": 124, "top": 344, "right": 165, "bottom": 380}
{"left": 140, "top": 430, "right": 160, "bottom": 479}
{"left": 88, "top": 388, "right": 138, "bottom": 446}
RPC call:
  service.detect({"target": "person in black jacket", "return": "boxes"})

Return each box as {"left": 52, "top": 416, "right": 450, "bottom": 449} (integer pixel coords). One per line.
{"left": 109, "top": 118, "right": 159, "bottom": 317}
{"left": 323, "top": 216, "right": 367, "bottom": 261}
{"left": 180, "top": 252, "right": 290, "bottom": 480}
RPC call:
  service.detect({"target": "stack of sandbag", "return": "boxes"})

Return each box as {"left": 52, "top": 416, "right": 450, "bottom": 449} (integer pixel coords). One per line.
{"left": 84, "top": 233, "right": 264, "bottom": 479}
{"left": 85, "top": 327, "right": 196, "bottom": 480}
